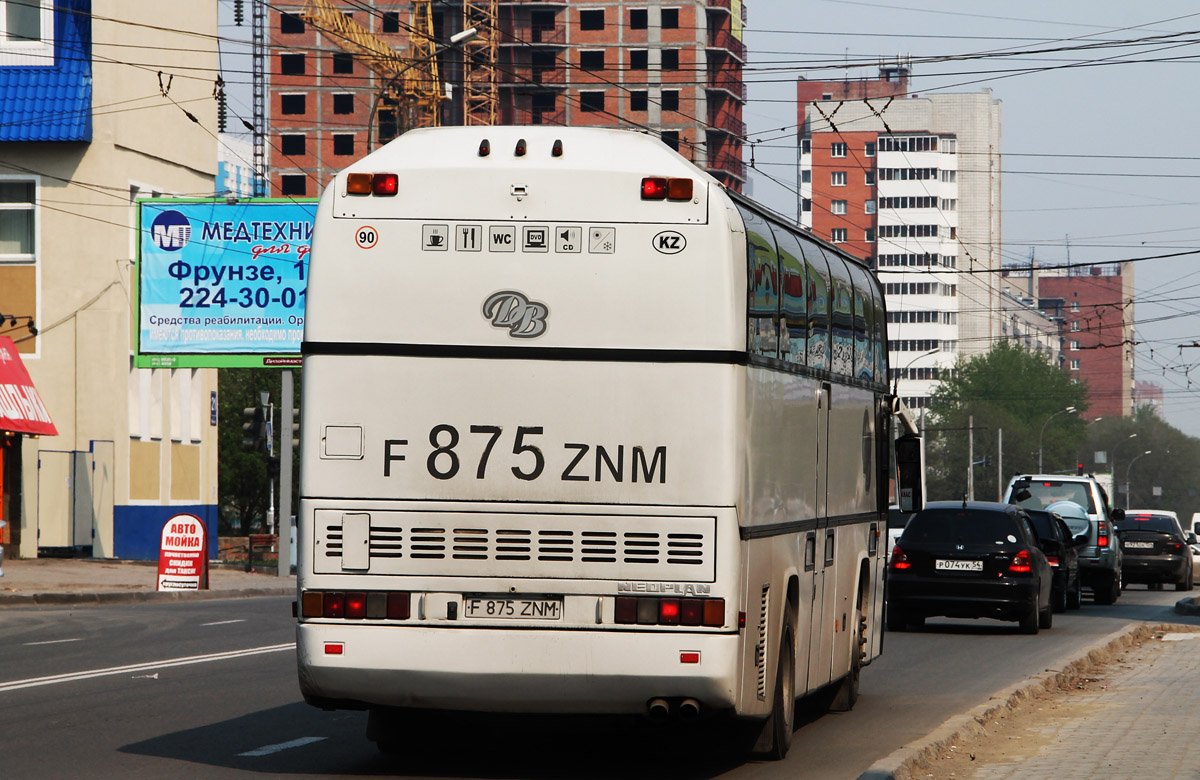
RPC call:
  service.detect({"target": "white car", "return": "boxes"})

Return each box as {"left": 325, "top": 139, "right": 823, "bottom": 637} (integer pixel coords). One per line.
{"left": 1192, "top": 543, "right": 1200, "bottom": 585}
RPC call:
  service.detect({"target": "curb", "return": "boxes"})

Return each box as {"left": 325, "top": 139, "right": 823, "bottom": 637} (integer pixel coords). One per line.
{"left": 855, "top": 622, "right": 1159, "bottom": 780}
{"left": 0, "top": 587, "right": 295, "bottom": 607}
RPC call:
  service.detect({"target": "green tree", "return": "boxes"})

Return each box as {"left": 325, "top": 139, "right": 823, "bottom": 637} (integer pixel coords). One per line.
{"left": 923, "top": 342, "right": 1090, "bottom": 502}
{"left": 1082, "top": 407, "right": 1200, "bottom": 518}
{"left": 217, "top": 367, "right": 301, "bottom": 535}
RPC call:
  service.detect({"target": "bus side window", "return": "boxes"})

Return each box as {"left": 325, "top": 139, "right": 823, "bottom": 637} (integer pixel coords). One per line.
{"left": 799, "top": 235, "right": 830, "bottom": 372}
{"left": 774, "top": 226, "right": 807, "bottom": 366}
{"left": 737, "top": 205, "right": 779, "bottom": 359}
{"left": 825, "top": 252, "right": 855, "bottom": 377}
{"left": 847, "top": 262, "right": 874, "bottom": 383}
{"left": 872, "top": 279, "right": 887, "bottom": 382}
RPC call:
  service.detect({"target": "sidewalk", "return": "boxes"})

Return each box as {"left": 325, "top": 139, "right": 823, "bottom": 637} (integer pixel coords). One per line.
{"left": 0, "top": 557, "right": 295, "bottom": 606}
{"left": 860, "top": 618, "right": 1200, "bottom": 780}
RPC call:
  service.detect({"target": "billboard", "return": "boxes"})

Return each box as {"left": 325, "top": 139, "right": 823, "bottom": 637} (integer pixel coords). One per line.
{"left": 136, "top": 199, "right": 318, "bottom": 368}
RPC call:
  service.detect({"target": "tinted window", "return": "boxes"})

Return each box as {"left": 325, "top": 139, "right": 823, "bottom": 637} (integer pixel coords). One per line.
{"left": 802, "top": 238, "right": 831, "bottom": 371}
{"left": 1009, "top": 480, "right": 1097, "bottom": 514}
{"left": 1025, "top": 510, "right": 1061, "bottom": 541}
{"left": 774, "top": 227, "right": 807, "bottom": 365}
{"left": 903, "top": 508, "right": 1021, "bottom": 546}
{"left": 737, "top": 205, "right": 779, "bottom": 358}
{"left": 1117, "top": 515, "right": 1179, "bottom": 534}
{"left": 847, "top": 261, "right": 874, "bottom": 382}
{"left": 826, "top": 253, "right": 854, "bottom": 376}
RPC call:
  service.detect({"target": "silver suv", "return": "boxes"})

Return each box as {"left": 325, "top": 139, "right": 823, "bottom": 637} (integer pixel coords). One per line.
{"left": 1003, "top": 474, "right": 1123, "bottom": 604}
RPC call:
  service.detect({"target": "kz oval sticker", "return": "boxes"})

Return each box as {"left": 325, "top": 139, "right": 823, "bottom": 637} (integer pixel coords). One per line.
{"left": 652, "top": 231, "right": 687, "bottom": 255}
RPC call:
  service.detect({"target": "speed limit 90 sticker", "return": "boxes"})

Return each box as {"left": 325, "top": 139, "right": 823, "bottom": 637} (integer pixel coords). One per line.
{"left": 355, "top": 226, "right": 379, "bottom": 249}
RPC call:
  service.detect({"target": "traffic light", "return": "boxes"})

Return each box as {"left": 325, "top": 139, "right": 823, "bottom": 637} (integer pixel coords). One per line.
{"left": 1077, "top": 463, "right": 1085, "bottom": 475}
{"left": 241, "top": 405, "right": 266, "bottom": 452}
{"left": 984, "top": 455, "right": 993, "bottom": 468}
{"left": 267, "top": 456, "right": 281, "bottom": 480}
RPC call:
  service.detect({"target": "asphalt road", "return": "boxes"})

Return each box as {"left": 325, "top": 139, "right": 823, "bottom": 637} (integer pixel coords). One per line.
{"left": 0, "top": 588, "right": 1193, "bottom": 780}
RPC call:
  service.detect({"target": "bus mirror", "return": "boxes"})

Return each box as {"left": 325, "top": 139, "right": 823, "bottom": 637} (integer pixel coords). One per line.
{"left": 895, "top": 433, "right": 924, "bottom": 513}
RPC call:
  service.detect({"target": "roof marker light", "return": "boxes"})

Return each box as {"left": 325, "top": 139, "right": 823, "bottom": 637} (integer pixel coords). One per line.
{"left": 372, "top": 173, "right": 398, "bottom": 196}
{"left": 346, "top": 173, "right": 372, "bottom": 195}
{"left": 552, "top": 139, "right": 563, "bottom": 157}
{"left": 479, "top": 139, "right": 491, "bottom": 157}
{"left": 515, "top": 138, "right": 527, "bottom": 157}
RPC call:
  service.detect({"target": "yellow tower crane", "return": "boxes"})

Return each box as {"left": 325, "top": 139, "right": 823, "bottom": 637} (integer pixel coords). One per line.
{"left": 299, "top": 0, "right": 446, "bottom": 147}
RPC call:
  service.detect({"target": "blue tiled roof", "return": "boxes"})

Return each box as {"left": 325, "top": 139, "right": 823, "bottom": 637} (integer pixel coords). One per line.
{"left": 0, "top": 0, "right": 92, "bottom": 142}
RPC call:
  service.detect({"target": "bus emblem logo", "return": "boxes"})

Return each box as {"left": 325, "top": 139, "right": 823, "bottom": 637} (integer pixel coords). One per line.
{"left": 653, "top": 230, "right": 686, "bottom": 255}
{"left": 483, "top": 290, "right": 549, "bottom": 339}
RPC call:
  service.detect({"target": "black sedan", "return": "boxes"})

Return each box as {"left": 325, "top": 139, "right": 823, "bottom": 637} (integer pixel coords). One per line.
{"left": 1026, "top": 507, "right": 1084, "bottom": 612}
{"left": 888, "top": 501, "right": 1054, "bottom": 634}
{"left": 1115, "top": 509, "right": 1194, "bottom": 591}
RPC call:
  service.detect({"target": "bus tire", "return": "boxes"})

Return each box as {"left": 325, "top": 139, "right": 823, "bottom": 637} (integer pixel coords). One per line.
{"left": 829, "top": 609, "right": 865, "bottom": 712}
{"left": 752, "top": 608, "right": 796, "bottom": 760}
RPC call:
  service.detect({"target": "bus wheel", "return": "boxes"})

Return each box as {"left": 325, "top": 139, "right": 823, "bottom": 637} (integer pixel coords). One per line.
{"left": 751, "top": 609, "right": 796, "bottom": 760}
{"left": 829, "top": 609, "right": 865, "bottom": 712}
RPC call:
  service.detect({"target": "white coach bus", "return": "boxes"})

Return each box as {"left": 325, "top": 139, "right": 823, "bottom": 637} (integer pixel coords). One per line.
{"left": 296, "top": 126, "right": 913, "bottom": 759}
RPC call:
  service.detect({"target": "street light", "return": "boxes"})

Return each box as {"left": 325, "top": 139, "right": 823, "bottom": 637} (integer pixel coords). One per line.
{"left": 1110, "top": 433, "right": 1137, "bottom": 495}
{"left": 1125, "top": 450, "right": 1152, "bottom": 510}
{"left": 1038, "top": 405, "right": 1077, "bottom": 473}
{"left": 367, "top": 27, "right": 480, "bottom": 151}
{"left": 893, "top": 347, "right": 939, "bottom": 422}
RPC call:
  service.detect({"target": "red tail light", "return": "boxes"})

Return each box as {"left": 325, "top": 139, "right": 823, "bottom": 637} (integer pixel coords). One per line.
{"left": 890, "top": 546, "right": 911, "bottom": 569}
{"left": 641, "top": 177, "right": 668, "bottom": 199}
{"left": 345, "top": 592, "right": 367, "bottom": 619}
{"left": 372, "top": 173, "right": 398, "bottom": 196}
{"left": 659, "top": 599, "right": 681, "bottom": 625}
{"left": 1009, "top": 549, "right": 1033, "bottom": 573}
{"left": 1098, "top": 520, "right": 1109, "bottom": 547}
{"left": 615, "top": 596, "right": 724, "bottom": 627}
{"left": 1170, "top": 541, "right": 1185, "bottom": 553}
{"left": 1045, "top": 555, "right": 1060, "bottom": 568}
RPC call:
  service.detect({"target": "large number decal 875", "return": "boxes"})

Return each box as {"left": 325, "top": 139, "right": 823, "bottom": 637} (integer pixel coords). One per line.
{"left": 427, "top": 424, "right": 545, "bottom": 481}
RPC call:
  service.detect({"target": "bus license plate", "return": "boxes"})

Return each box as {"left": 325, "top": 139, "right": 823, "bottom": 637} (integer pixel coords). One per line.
{"left": 935, "top": 559, "right": 982, "bottom": 572}
{"left": 464, "top": 597, "right": 563, "bottom": 620}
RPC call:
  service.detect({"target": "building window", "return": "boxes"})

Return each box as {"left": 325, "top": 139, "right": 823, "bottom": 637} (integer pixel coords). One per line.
{"left": 580, "top": 91, "right": 605, "bottom": 112}
{"left": 280, "top": 53, "right": 305, "bottom": 75}
{"left": 580, "top": 50, "right": 604, "bottom": 70}
{"left": 333, "top": 134, "right": 355, "bottom": 156}
{"left": 940, "top": 137, "right": 957, "bottom": 153}
{"left": 801, "top": 169, "right": 811, "bottom": 184}
{"left": 332, "top": 52, "right": 353, "bottom": 74}
{"left": 801, "top": 138, "right": 811, "bottom": 154}
{"left": 1071, "top": 340, "right": 1080, "bottom": 351}
{"left": 661, "top": 131, "right": 680, "bottom": 151}
{"left": 280, "top": 175, "right": 307, "bottom": 196}
{"left": 830, "top": 142, "right": 847, "bottom": 158}
{"left": 865, "top": 141, "right": 876, "bottom": 157}
{"left": 280, "top": 93, "right": 306, "bottom": 115}
{"left": 940, "top": 170, "right": 956, "bottom": 183}
{"left": 801, "top": 198, "right": 812, "bottom": 212}
{"left": 661, "top": 49, "right": 680, "bottom": 70}
{"left": 821, "top": 92, "right": 832, "bottom": 100}
{"left": 865, "top": 170, "right": 875, "bottom": 185}
{"left": 661, "top": 90, "right": 679, "bottom": 111}
{"left": 630, "top": 91, "right": 648, "bottom": 112}
{"left": 629, "top": 49, "right": 648, "bottom": 69}
{"left": 629, "top": 8, "right": 647, "bottom": 29}
{"left": 1070, "top": 321, "right": 1080, "bottom": 332}
{"left": 333, "top": 93, "right": 355, "bottom": 114}
{"left": 0, "top": 180, "right": 34, "bottom": 258}
{"left": 382, "top": 11, "right": 400, "bottom": 33}
{"left": 280, "top": 134, "right": 306, "bottom": 157}
{"left": 865, "top": 200, "right": 875, "bottom": 214}
{"left": 1070, "top": 301, "right": 1080, "bottom": 312}
{"left": 579, "top": 9, "right": 604, "bottom": 30}
{"left": 831, "top": 171, "right": 846, "bottom": 186}
{"left": 830, "top": 228, "right": 847, "bottom": 244}
{"left": 865, "top": 228, "right": 876, "bottom": 243}
{"left": 831, "top": 200, "right": 847, "bottom": 215}
{"left": 662, "top": 8, "right": 680, "bottom": 28}
{"left": 280, "top": 12, "right": 304, "bottom": 34}
{"left": 1070, "top": 359, "right": 1080, "bottom": 371}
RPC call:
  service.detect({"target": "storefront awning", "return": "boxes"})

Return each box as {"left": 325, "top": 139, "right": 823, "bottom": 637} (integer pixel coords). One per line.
{"left": 0, "top": 337, "right": 57, "bottom": 436}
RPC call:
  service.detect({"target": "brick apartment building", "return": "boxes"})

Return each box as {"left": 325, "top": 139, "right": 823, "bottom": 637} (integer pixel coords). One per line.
{"left": 267, "top": 1, "right": 747, "bottom": 197}
{"left": 797, "top": 65, "right": 1011, "bottom": 412}
{"left": 1036, "top": 265, "right": 1135, "bottom": 421}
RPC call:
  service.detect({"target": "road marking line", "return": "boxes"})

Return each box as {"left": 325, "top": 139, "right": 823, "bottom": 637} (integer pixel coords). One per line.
{"left": 201, "top": 619, "right": 246, "bottom": 626}
{"left": 0, "top": 643, "right": 295, "bottom": 694}
{"left": 23, "top": 638, "right": 83, "bottom": 646}
{"left": 239, "top": 737, "right": 326, "bottom": 757}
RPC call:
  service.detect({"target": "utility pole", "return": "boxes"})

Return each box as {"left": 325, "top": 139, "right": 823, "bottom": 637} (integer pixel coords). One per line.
{"left": 997, "top": 428, "right": 1003, "bottom": 501}
{"left": 278, "top": 370, "right": 295, "bottom": 578}
{"left": 967, "top": 414, "right": 974, "bottom": 501}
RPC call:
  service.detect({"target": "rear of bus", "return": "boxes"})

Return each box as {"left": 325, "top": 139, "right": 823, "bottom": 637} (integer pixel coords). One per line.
{"left": 296, "top": 128, "right": 752, "bottom": 722}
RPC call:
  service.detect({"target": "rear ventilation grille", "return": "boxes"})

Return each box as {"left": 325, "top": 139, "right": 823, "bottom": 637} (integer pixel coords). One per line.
{"left": 314, "top": 510, "right": 717, "bottom": 581}
{"left": 756, "top": 584, "right": 769, "bottom": 701}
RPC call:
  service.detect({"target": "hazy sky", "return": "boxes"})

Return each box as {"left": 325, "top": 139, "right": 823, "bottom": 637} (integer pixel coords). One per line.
{"left": 744, "top": 1, "right": 1200, "bottom": 436}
